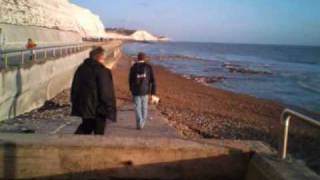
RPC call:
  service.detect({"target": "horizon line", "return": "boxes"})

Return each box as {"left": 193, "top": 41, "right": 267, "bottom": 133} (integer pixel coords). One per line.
{"left": 165, "top": 40, "right": 320, "bottom": 48}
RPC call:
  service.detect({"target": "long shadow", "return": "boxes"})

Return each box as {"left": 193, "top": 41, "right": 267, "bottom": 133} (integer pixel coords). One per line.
{"left": 8, "top": 67, "right": 22, "bottom": 120}
{"left": 23, "top": 154, "right": 250, "bottom": 180}
{"left": 1, "top": 141, "right": 17, "bottom": 179}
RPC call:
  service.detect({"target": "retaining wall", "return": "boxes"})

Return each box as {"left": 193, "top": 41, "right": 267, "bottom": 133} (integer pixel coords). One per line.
{"left": 0, "top": 42, "right": 122, "bottom": 122}
{"left": 0, "top": 134, "right": 318, "bottom": 180}
{"left": 0, "top": 134, "right": 253, "bottom": 180}
{"left": 0, "top": 24, "right": 82, "bottom": 49}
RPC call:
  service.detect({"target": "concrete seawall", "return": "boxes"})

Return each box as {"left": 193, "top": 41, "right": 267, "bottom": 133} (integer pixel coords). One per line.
{"left": 1, "top": 134, "right": 317, "bottom": 180}
{"left": 0, "top": 41, "right": 122, "bottom": 122}
{"left": 0, "top": 23, "right": 82, "bottom": 49}
{"left": 0, "top": 134, "right": 255, "bottom": 179}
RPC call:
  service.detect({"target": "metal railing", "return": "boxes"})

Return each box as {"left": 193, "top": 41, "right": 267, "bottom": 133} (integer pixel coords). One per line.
{"left": 0, "top": 42, "right": 101, "bottom": 69}
{"left": 279, "top": 108, "right": 320, "bottom": 159}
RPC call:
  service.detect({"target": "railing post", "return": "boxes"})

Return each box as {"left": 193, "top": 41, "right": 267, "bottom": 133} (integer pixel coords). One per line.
{"left": 21, "top": 51, "right": 24, "bottom": 65}
{"left": 4, "top": 54, "right": 8, "bottom": 68}
{"left": 44, "top": 49, "right": 47, "bottom": 59}
{"left": 53, "top": 48, "right": 56, "bottom": 57}
{"left": 33, "top": 50, "right": 36, "bottom": 61}
{"left": 278, "top": 109, "right": 320, "bottom": 161}
{"left": 280, "top": 115, "right": 291, "bottom": 159}
{"left": 0, "top": 49, "right": 2, "bottom": 66}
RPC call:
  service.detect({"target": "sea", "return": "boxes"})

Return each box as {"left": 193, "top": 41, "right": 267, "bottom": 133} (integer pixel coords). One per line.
{"left": 124, "top": 42, "right": 320, "bottom": 113}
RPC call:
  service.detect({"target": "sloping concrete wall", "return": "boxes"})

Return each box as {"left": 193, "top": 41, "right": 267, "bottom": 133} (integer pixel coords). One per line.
{"left": 0, "top": 133, "right": 318, "bottom": 180}
{"left": 0, "top": 23, "right": 82, "bottom": 49}
{"left": 0, "top": 42, "right": 122, "bottom": 122}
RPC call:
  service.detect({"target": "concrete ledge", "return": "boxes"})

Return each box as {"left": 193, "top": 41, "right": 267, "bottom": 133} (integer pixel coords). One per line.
{"left": 0, "top": 133, "right": 318, "bottom": 179}
{"left": 0, "top": 133, "right": 252, "bottom": 180}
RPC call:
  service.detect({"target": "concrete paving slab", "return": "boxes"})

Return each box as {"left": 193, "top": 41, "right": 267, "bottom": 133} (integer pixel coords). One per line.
{"left": 52, "top": 103, "right": 178, "bottom": 138}
{"left": 105, "top": 104, "right": 178, "bottom": 138}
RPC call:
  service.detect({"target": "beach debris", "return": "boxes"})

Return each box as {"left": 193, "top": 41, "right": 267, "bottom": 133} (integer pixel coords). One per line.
{"left": 20, "top": 127, "right": 35, "bottom": 134}
{"left": 150, "top": 55, "right": 210, "bottom": 62}
{"left": 223, "top": 63, "right": 272, "bottom": 75}
{"left": 183, "top": 75, "right": 226, "bottom": 85}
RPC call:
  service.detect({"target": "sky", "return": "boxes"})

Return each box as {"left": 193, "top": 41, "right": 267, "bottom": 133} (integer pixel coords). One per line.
{"left": 71, "top": 0, "right": 320, "bottom": 46}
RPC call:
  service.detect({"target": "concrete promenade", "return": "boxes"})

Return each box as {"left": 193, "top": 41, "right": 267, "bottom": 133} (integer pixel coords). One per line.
{"left": 0, "top": 45, "right": 178, "bottom": 139}
{"left": 53, "top": 54, "right": 178, "bottom": 137}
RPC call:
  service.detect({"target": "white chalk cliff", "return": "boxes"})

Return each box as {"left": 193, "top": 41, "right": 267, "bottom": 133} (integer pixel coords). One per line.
{"left": 0, "top": 0, "right": 106, "bottom": 38}
{"left": 130, "top": 30, "right": 160, "bottom": 41}
{"left": 106, "top": 30, "right": 169, "bottom": 42}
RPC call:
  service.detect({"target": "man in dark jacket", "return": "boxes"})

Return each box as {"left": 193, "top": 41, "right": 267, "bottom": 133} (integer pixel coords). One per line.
{"left": 129, "top": 52, "right": 156, "bottom": 130}
{"left": 71, "top": 47, "right": 117, "bottom": 135}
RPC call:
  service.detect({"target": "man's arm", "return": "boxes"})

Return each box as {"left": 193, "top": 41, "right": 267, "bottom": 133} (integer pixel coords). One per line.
{"left": 97, "top": 68, "right": 117, "bottom": 122}
{"left": 70, "top": 68, "right": 79, "bottom": 103}
{"left": 149, "top": 65, "right": 156, "bottom": 95}
{"left": 129, "top": 66, "right": 135, "bottom": 93}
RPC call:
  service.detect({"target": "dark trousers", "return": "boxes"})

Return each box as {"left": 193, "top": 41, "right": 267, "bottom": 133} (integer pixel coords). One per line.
{"left": 75, "top": 117, "right": 106, "bottom": 135}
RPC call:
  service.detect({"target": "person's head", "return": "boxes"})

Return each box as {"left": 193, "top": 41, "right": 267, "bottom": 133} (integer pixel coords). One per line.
{"left": 27, "top": 38, "right": 33, "bottom": 43}
{"left": 137, "top": 52, "right": 146, "bottom": 62}
{"left": 90, "top": 47, "right": 106, "bottom": 64}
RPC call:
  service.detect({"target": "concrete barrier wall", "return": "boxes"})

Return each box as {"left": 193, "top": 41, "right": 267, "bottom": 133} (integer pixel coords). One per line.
{"left": 0, "top": 133, "right": 318, "bottom": 180}
{"left": 0, "top": 24, "right": 82, "bottom": 49}
{"left": 0, "top": 42, "right": 122, "bottom": 122}
{"left": 0, "top": 134, "right": 251, "bottom": 180}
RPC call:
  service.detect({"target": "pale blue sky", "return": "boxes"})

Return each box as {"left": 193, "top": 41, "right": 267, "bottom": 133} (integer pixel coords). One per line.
{"left": 71, "top": 0, "right": 320, "bottom": 46}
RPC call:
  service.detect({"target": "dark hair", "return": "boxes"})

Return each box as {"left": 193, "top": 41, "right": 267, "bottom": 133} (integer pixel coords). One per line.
{"left": 90, "top": 47, "right": 105, "bottom": 59}
{"left": 137, "top": 52, "right": 146, "bottom": 61}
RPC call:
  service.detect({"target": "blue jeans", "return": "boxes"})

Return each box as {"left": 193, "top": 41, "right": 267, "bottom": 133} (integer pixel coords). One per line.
{"left": 134, "top": 96, "right": 149, "bottom": 129}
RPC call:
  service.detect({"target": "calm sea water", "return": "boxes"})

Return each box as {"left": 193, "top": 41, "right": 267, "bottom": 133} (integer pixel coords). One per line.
{"left": 124, "top": 42, "right": 320, "bottom": 113}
